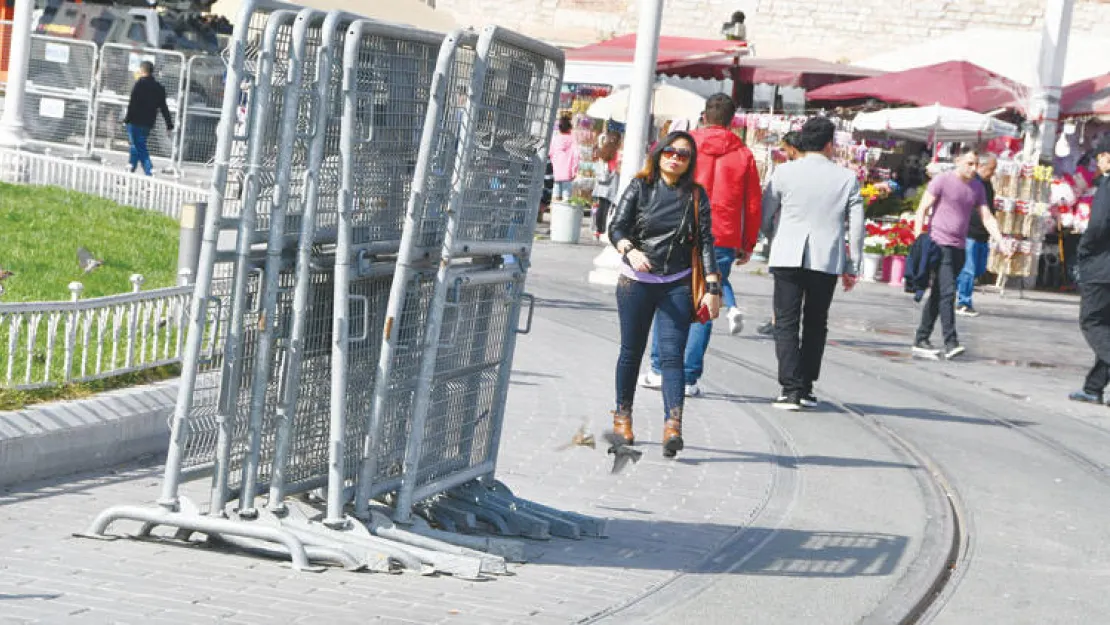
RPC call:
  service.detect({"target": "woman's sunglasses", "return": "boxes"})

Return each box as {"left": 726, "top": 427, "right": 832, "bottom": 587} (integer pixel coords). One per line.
{"left": 661, "top": 147, "right": 692, "bottom": 161}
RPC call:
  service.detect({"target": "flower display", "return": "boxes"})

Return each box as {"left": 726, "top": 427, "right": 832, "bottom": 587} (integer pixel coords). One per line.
{"left": 863, "top": 219, "right": 917, "bottom": 256}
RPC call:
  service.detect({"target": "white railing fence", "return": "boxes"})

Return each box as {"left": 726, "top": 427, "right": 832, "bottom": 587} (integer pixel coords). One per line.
{"left": 0, "top": 146, "right": 207, "bottom": 220}
{"left": 0, "top": 275, "right": 192, "bottom": 390}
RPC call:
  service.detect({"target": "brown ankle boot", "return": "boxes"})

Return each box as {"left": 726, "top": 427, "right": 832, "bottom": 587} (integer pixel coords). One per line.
{"left": 662, "top": 408, "right": 684, "bottom": 458}
{"left": 612, "top": 407, "right": 634, "bottom": 445}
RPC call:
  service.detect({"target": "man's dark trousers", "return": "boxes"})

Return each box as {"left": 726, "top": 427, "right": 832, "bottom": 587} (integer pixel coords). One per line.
{"left": 772, "top": 267, "right": 838, "bottom": 395}
{"left": 1080, "top": 281, "right": 1110, "bottom": 395}
{"left": 916, "top": 245, "right": 966, "bottom": 348}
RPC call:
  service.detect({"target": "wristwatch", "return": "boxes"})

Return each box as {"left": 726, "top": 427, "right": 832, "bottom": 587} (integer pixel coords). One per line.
{"left": 706, "top": 282, "right": 721, "bottom": 295}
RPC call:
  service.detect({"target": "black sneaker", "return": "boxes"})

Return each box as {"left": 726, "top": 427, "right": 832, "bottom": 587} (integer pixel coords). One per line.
{"left": 1069, "top": 390, "right": 1104, "bottom": 404}
{"left": 944, "top": 343, "right": 966, "bottom": 359}
{"left": 773, "top": 392, "right": 801, "bottom": 411}
{"left": 912, "top": 340, "right": 940, "bottom": 359}
{"left": 955, "top": 305, "right": 981, "bottom": 318}
{"left": 757, "top": 320, "right": 774, "bottom": 336}
{"left": 799, "top": 392, "right": 818, "bottom": 408}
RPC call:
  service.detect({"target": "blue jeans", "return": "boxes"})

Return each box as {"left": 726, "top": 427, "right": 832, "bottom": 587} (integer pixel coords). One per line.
{"left": 127, "top": 124, "right": 153, "bottom": 176}
{"left": 615, "top": 275, "right": 693, "bottom": 421}
{"left": 552, "top": 180, "right": 573, "bottom": 200}
{"left": 957, "top": 238, "right": 990, "bottom": 308}
{"left": 650, "top": 246, "right": 736, "bottom": 384}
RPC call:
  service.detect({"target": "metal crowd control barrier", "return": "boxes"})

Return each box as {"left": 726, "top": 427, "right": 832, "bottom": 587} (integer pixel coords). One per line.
{"left": 91, "top": 43, "right": 186, "bottom": 165}
{"left": 178, "top": 55, "right": 226, "bottom": 166}
{"left": 83, "top": 3, "right": 601, "bottom": 578}
{"left": 24, "top": 34, "right": 97, "bottom": 150}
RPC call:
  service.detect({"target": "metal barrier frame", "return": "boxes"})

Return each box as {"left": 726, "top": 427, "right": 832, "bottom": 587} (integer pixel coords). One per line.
{"left": 23, "top": 34, "right": 98, "bottom": 152}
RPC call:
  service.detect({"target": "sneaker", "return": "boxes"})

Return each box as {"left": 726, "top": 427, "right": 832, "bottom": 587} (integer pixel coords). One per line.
{"left": 1069, "top": 390, "right": 1104, "bottom": 404}
{"left": 799, "top": 392, "right": 819, "bottom": 408}
{"left": 773, "top": 392, "right": 801, "bottom": 411}
{"left": 912, "top": 340, "right": 941, "bottom": 359}
{"left": 685, "top": 383, "right": 702, "bottom": 398}
{"left": 727, "top": 307, "right": 744, "bottom": 335}
{"left": 639, "top": 371, "right": 661, "bottom": 389}
{"left": 956, "top": 305, "right": 980, "bottom": 318}
{"left": 944, "top": 343, "right": 966, "bottom": 359}
{"left": 757, "top": 320, "right": 774, "bottom": 336}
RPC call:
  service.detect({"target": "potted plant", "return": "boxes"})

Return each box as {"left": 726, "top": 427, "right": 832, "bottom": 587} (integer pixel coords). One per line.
{"left": 862, "top": 221, "right": 887, "bottom": 282}
{"left": 885, "top": 220, "right": 916, "bottom": 287}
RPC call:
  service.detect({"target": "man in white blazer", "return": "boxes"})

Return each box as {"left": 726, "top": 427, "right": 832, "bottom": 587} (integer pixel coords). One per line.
{"left": 761, "top": 117, "right": 864, "bottom": 410}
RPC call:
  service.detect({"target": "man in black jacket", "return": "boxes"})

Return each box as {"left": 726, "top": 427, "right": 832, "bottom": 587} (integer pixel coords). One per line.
{"left": 123, "top": 61, "right": 174, "bottom": 176}
{"left": 1070, "top": 135, "right": 1110, "bottom": 404}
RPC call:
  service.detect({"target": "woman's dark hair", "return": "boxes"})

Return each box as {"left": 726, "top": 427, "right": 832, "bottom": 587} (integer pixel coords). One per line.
{"left": 636, "top": 131, "right": 699, "bottom": 189}
{"left": 597, "top": 130, "right": 621, "bottom": 162}
{"left": 557, "top": 115, "right": 573, "bottom": 133}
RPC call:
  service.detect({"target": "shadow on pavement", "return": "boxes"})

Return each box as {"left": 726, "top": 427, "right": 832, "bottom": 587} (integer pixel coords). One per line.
{"left": 675, "top": 446, "right": 918, "bottom": 470}
{"left": 846, "top": 403, "right": 1036, "bottom": 428}
{"left": 534, "top": 522, "right": 908, "bottom": 577}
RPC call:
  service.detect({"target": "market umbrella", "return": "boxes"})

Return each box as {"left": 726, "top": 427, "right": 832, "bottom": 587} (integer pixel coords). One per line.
{"left": 1060, "top": 73, "right": 1110, "bottom": 118}
{"left": 852, "top": 104, "right": 1019, "bottom": 144}
{"left": 659, "top": 54, "right": 884, "bottom": 90}
{"left": 806, "top": 61, "right": 1025, "bottom": 113}
{"left": 585, "top": 84, "right": 706, "bottom": 123}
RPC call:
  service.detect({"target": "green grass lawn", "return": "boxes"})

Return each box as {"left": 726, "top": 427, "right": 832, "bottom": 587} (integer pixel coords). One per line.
{"left": 0, "top": 184, "right": 182, "bottom": 409}
{"left": 0, "top": 183, "right": 179, "bottom": 301}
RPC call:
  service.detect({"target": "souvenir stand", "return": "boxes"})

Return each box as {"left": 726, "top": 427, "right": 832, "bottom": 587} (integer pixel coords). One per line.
{"left": 556, "top": 84, "right": 613, "bottom": 203}
{"left": 988, "top": 163, "right": 1055, "bottom": 295}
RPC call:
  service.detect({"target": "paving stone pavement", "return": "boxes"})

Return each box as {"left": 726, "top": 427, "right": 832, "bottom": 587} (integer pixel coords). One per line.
{"left": 0, "top": 246, "right": 789, "bottom": 624}
{"left": 13, "top": 239, "right": 1092, "bottom": 624}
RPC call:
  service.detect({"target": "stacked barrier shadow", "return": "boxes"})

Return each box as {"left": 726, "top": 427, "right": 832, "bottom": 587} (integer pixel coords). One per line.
{"left": 83, "top": 0, "right": 603, "bottom": 579}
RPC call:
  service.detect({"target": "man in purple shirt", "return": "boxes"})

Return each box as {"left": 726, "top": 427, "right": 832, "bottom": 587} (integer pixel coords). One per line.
{"left": 911, "top": 149, "right": 1005, "bottom": 359}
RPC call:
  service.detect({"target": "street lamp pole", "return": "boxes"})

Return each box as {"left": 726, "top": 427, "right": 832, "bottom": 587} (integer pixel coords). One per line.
{"left": 1028, "top": 0, "right": 1076, "bottom": 164}
{"left": 587, "top": 0, "right": 665, "bottom": 285}
{"left": 0, "top": 0, "right": 34, "bottom": 148}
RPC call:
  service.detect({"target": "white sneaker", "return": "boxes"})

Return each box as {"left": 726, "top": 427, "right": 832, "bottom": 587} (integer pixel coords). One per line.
{"left": 639, "top": 371, "right": 662, "bottom": 389}
{"left": 685, "top": 383, "right": 702, "bottom": 397}
{"left": 727, "top": 307, "right": 744, "bottom": 335}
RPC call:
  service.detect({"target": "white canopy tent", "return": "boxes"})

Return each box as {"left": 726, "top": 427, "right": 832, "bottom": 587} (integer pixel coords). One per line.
{"left": 585, "top": 83, "right": 706, "bottom": 124}
{"left": 851, "top": 104, "right": 1019, "bottom": 144}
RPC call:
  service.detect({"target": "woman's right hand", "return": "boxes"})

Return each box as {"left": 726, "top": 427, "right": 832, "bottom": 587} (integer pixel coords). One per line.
{"left": 625, "top": 248, "right": 652, "bottom": 272}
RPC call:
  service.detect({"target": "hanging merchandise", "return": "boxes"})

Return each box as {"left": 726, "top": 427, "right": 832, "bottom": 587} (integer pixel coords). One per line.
{"left": 987, "top": 162, "right": 1055, "bottom": 287}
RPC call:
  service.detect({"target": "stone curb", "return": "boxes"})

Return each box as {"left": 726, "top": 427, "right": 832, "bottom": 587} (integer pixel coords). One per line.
{"left": 0, "top": 379, "right": 178, "bottom": 489}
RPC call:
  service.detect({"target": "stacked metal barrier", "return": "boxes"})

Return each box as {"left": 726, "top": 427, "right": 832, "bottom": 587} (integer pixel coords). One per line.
{"left": 84, "top": 0, "right": 602, "bottom": 578}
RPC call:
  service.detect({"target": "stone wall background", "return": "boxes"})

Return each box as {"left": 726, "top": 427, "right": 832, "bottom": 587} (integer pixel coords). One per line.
{"left": 435, "top": 0, "right": 1110, "bottom": 61}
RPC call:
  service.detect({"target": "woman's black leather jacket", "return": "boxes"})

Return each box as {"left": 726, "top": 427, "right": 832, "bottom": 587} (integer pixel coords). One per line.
{"left": 608, "top": 177, "right": 719, "bottom": 278}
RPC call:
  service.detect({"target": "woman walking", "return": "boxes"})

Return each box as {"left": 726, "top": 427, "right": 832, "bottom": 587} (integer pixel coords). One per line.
{"left": 591, "top": 130, "right": 622, "bottom": 239}
{"left": 608, "top": 132, "right": 721, "bottom": 458}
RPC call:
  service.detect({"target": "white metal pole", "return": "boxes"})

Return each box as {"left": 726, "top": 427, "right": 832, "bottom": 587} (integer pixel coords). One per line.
{"left": 587, "top": 0, "right": 664, "bottom": 286}
{"left": 0, "top": 0, "right": 34, "bottom": 148}
{"left": 1030, "top": 0, "right": 1076, "bottom": 163}
{"left": 617, "top": 0, "right": 665, "bottom": 193}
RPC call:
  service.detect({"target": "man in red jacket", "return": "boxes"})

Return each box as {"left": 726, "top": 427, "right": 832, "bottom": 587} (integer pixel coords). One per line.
{"left": 643, "top": 93, "right": 762, "bottom": 396}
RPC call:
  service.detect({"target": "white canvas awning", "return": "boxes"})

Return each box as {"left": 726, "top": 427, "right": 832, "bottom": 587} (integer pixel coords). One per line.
{"left": 212, "top": 0, "right": 458, "bottom": 32}
{"left": 851, "top": 104, "right": 1019, "bottom": 143}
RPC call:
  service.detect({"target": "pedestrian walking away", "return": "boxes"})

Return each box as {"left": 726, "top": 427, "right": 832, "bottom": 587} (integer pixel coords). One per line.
{"left": 756, "top": 131, "right": 804, "bottom": 337}
{"left": 608, "top": 131, "right": 720, "bottom": 458}
{"left": 761, "top": 117, "right": 864, "bottom": 411}
{"left": 956, "top": 153, "right": 998, "bottom": 317}
{"left": 123, "top": 61, "right": 174, "bottom": 177}
{"left": 642, "top": 94, "right": 762, "bottom": 397}
{"left": 911, "top": 149, "right": 1008, "bottom": 360}
{"left": 1070, "top": 135, "right": 1110, "bottom": 406}
{"left": 548, "top": 114, "right": 579, "bottom": 201}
